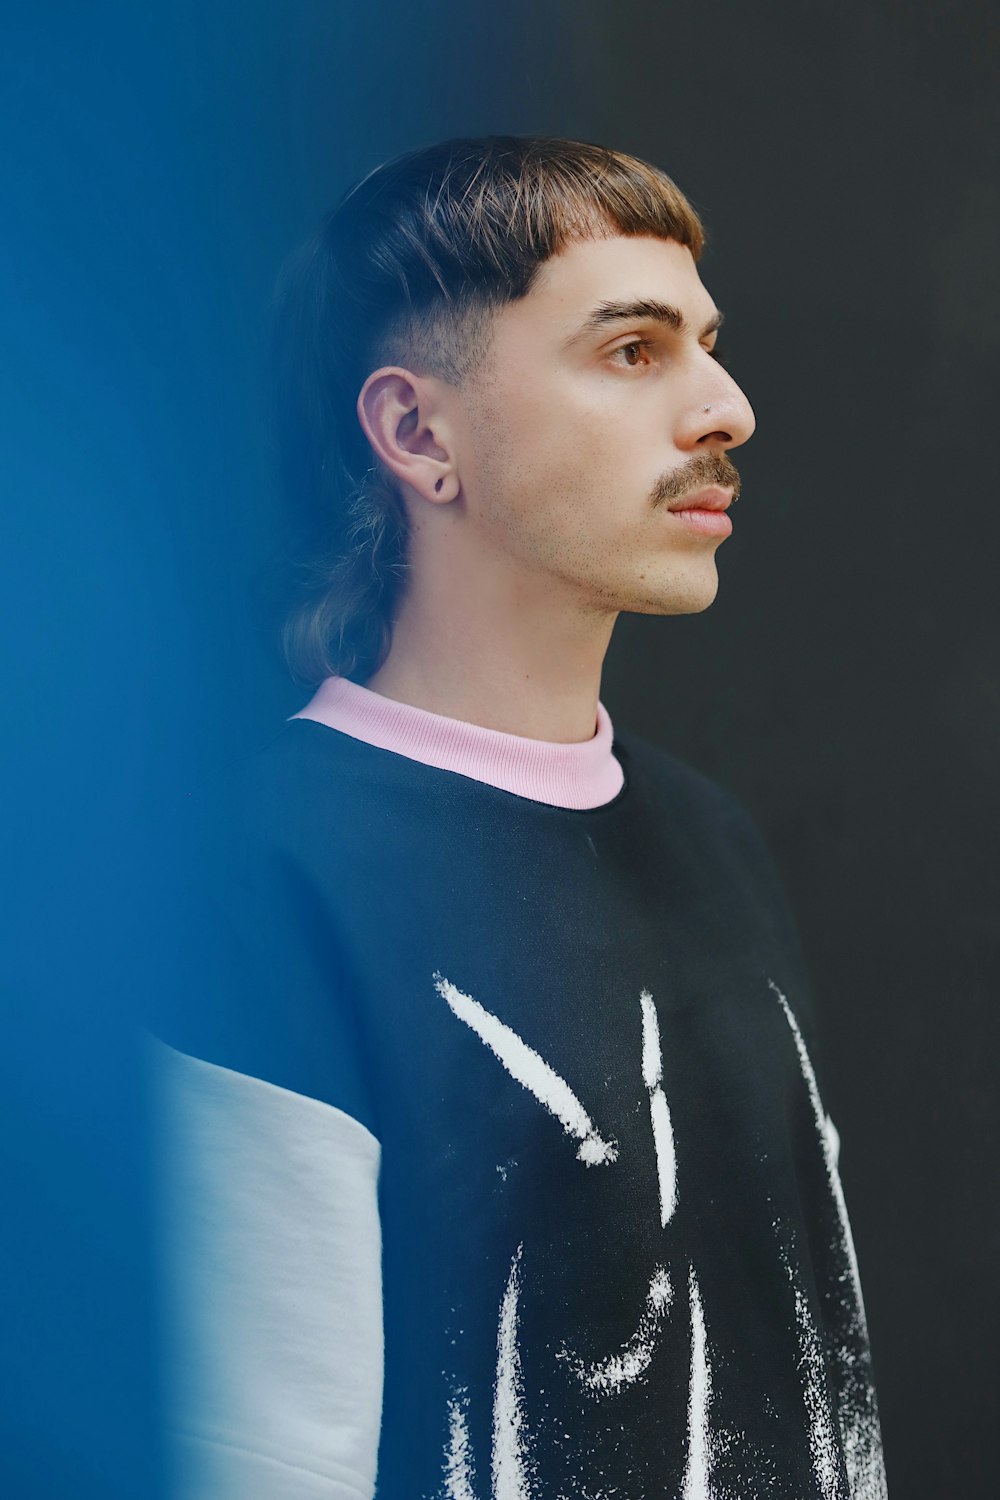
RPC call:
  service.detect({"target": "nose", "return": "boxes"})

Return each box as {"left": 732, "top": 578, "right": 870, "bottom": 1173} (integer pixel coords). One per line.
{"left": 692, "top": 366, "right": 756, "bottom": 451}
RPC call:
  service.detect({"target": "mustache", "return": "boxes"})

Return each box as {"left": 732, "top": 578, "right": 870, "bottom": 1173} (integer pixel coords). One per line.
{"left": 651, "top": 452, "right": 742, "bottom": 507}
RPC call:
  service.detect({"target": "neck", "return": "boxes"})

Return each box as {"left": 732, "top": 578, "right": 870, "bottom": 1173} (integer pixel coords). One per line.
{"left": 363, "top": 538, "right": 619, "bottom": 743}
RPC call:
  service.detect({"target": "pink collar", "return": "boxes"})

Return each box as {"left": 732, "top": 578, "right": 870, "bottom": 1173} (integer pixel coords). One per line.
{"left": 291, "top": 675, "right": 625, "bottom": 811}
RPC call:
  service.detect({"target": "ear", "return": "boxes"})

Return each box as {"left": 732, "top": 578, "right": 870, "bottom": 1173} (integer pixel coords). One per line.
{"left": 356, "top": 367, "right": 460, "bottom": 505}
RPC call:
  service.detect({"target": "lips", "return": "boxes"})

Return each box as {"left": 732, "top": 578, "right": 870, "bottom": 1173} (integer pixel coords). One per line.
{"left": 666, "top": 485, "right": 734, "bottom": 513}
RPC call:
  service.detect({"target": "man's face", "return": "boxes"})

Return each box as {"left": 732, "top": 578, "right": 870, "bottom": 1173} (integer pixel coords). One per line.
{"left": 454, "top": 233, "right": 756, "bottom": 617}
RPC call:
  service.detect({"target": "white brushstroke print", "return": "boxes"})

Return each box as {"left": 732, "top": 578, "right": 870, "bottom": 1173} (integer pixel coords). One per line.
{"left": 492, "top": 1245, "right": 531, "bottom": 1499}
{"left": 770, "top": 980, "right": 887, "bottom": 1500}
{"left": 769, "top": 980, "right": 867, "bottom": 1333}
{"left": 443, "top": 1390, "right": 478, "bottom": 1500}
{"left": 639, "top": 989, "right": 678, "bottom": 1226}
{"left": 434, "top": 973, "right": 618, "bottom": 1165}
{"left": 431, "top": 973, "right": 883, "bottom": 1497}
{"left": 558, "top": 1265, "right": 673, "bottom": 1394}
{"left": 779, "top": 1246, "right": 842, "bottom": 1500}
{"left": 439, "top": 1247, "right": 533, "bottom": 1500}
{"left": 682, "top": 1266, "right": 715, "bottom": 1500}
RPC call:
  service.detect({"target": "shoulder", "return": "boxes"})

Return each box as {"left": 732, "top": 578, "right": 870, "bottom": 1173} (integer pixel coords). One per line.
{"left": 147, "top": 718, "right": 380, "bottom": 1128}
{"left": 613, "top": 725, "right": 766, "bottom": 855}
{"left": 614, "top": 727, "right": 827, "bottom": 1049}
{"left": 172, "top": 717, "right": 375, "bottom": 873}
{"left": 613, "top": 726, "right": 810, "bottom": 983}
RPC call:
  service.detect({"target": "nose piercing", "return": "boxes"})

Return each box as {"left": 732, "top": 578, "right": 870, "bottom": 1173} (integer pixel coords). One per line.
{"left": 703, "top": 404, "right": 712, "bottom": 412}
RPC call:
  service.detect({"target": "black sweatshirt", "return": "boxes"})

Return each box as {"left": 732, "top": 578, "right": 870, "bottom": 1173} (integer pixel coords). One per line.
{"left": 152, "top": 691, "right": 886, "bottom": 1499}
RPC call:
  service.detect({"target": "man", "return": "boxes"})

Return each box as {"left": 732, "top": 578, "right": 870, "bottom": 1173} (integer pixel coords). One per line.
{"left": 154, "top": 135, "right": 887, "bottom": 1498}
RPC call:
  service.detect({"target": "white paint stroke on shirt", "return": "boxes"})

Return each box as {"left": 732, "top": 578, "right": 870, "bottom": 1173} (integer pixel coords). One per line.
{"left": 780, "top": 1246, "right": 842, "bottom": 1500}
{"left": 443, "top": 1389, "right": 478, "bottom": 1500}
{"left": 639, "top": 989, "right": 678, "bottom": 1225}
{"left": 639, "top": 988, "right": 663, "bottom": 1088}
{"left": 434, "top": 973, "right": 618, "bottom": 1166}
{"left": 770, "top": 981, "right": 887, "bottom": 1500}
{"left": 558, "top": 1265, "right": 673, "bottom": 1395}
{"left": 682, "top": 1266, "right": 715, "bottom": 1500}
{"left": 768, "top": 980, "right": 867, "bottom": 1337}
{"left": 842, "top": 1410, "right": 889, "bottom": 1500}
{"left": 492, "top": 1243, "right": 531, "bottom": 1500}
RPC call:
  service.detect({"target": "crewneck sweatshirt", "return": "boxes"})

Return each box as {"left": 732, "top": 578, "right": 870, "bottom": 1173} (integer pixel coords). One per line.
{"left": 152, "top": 677, "right": 886, "bottom": 1500}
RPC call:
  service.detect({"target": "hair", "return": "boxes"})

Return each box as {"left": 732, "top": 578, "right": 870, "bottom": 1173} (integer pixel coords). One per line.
{"left": 270, "top": 134, "right": 706, "bottom": 686}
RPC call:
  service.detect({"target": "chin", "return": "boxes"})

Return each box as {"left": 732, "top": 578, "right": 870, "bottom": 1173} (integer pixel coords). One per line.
{"left": 629, "top": 562, "right": 721, "bottom": 617}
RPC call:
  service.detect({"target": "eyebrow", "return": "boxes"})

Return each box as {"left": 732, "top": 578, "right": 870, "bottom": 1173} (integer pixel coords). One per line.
{"left": 565, "top": 298, "right": 725, "bottom": 345}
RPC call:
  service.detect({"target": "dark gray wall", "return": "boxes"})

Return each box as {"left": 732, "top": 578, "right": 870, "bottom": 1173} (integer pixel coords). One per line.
{"left": 6, "top": 3, "right": 997, "bottom": 1494}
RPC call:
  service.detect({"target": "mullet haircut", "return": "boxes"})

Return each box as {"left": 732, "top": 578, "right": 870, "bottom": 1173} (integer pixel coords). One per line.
{"left": 270, "top": 135, "right": 705, "bottom": 686}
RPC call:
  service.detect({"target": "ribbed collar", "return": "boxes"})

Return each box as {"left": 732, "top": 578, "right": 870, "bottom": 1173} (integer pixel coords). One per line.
{"left": 290, "top": 675, "right": 625, "bottom": 811}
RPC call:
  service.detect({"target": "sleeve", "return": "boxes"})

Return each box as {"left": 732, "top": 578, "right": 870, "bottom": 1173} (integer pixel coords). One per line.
{"left": 144, "top": 761, "right": 383, "bottom": 1498}
{"left": 149, "top": 1036, "right": 383, "bottom": 1499}
{"left": 149, "top": 767, "right": 378, "bottom": 1132}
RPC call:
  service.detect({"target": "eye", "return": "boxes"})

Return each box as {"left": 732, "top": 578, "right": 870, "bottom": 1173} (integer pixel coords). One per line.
{"left": 610, "top": 339, "right": 654, "bottom": 368}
